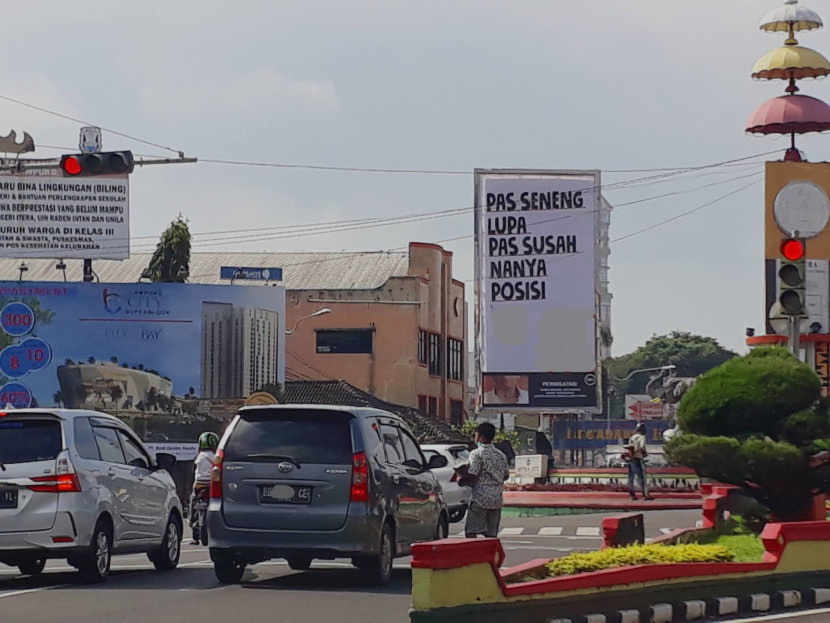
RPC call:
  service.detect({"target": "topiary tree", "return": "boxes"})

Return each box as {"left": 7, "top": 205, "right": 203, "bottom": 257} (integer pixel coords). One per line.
{"left": 144, "top": 215, "right": 191, "bottom": 283}
{"left": 666, "top": 346, "right": 828, "bottom": 520}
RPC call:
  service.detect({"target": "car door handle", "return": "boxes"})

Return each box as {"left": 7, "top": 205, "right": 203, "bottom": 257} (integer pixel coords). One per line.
{"left": 107, "top": 468, "right": 116, "bottom": 477}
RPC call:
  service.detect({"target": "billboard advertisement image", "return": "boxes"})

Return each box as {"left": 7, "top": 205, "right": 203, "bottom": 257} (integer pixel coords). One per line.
{"left": 474, "top": 169, "right": 600, "bottom": 412}
{"left": 0, "top": 281, "right": 285, "bottom": 438}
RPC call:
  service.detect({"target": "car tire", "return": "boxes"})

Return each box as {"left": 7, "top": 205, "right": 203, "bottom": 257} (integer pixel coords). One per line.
{"left": 149, "top": 514, "right": 182, "bottom": 571}
{"left": 212, "top": 552, "right": 246, "bottom": 584}
{"left": 449, "top": 507, "right": 466, "bottom": 523}
{"left": 17, "top": 558, "right": 46, "bottom": 576}
{"left": 362, "top": 523, "right": 394, "bottom": 586}
{"left": 286, "top": 556, "right": 312, "bottom": 571}
{"left": 200, "top": 520, "right": 209, "bottom": 547}
{"left": 78, "top": 519, "right": 112, "bottom": 583}
{"left": 434, "top": 514, "right": 449, "bottom": 541}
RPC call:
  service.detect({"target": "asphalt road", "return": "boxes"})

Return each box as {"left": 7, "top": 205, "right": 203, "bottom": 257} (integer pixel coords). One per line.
{"left": 0, "top": 509, "right": 700, "bottom": 623}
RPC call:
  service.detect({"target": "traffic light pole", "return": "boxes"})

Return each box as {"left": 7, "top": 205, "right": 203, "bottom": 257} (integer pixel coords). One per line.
{"left": 788, "top": 316, "right": 801, "bottom": 357}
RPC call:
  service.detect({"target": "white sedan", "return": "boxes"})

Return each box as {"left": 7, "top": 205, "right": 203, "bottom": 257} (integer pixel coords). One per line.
{"left": 421, "top": 443, "right": 472, "bottom": 523}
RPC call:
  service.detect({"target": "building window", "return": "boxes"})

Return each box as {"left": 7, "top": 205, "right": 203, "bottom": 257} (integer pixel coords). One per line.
{"left": 447, "top": 338, "right": 463, "bottom": 381}
{"left": 316, "top": 329, "right": 374, "bottom": 354}
{"left": 418, "top": 395, "right": 427, "bottom": 414}
{"left": 428, "top": 333, "right": 441, "bottom": 376}
{"left": 450, "top": 400, "right": 463, "bottom": 426}
{"left": 428, "top": 397, "right": 437, "bottom": 417}
{"left": 418, "top": 330, "right": 427, "bottom": 366}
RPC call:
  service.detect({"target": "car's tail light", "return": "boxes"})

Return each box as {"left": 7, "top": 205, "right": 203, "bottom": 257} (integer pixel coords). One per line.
{"left": 210, "top": 449, "right": 224, "bottom": 499}
{"left": 350, "top": 452, "right": 369, "bottom": 503}
{"left": 29, "top": 451, "right": 81, "bottom": 493}
{"left": 450, "top": 470, "right": 458, "bottom": 483}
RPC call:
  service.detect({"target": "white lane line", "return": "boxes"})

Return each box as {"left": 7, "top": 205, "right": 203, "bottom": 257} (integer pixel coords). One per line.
{"left": 575, "top": 527, "right": 601, "bottom": 537}
{"left": 538, "top": 527, "right": 563, "bottom": 536}
{"left": 0, "top": 584, "right": 69, "bottom": 599}
{"left": 499, "top": 527, "right": 524, "bottom": 536}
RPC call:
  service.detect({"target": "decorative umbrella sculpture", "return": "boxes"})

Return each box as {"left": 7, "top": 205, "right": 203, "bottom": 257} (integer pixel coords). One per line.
{"left": 747, "top": 0, "right": 830, "bottom": 161}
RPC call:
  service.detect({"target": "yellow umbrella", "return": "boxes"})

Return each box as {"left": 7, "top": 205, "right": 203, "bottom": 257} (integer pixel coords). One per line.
{"left": 752, "top": 45, "right": 830, "bottom": 80}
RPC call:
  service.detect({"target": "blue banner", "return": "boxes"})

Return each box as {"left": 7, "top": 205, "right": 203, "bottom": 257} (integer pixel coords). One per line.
{"left": 553, "top": 420, "right": 672, "bottom": 449}
{"left": 0, "top": 281, "right": 285, "bottom": 426}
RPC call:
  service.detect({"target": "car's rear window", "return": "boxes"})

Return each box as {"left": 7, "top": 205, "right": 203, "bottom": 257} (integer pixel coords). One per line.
{"left": 0, "top": 419, "right": 62, "bottom": 464}
{"left": 224, "top": 409, "right": 353, "bottom": 465}
{"left": 450, "top": 447, "right": 470, "bottom": 461}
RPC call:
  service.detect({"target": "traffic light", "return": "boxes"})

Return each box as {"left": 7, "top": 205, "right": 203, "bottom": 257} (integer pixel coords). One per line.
{"left": 778, "top": 237, "right": 807, "bottom": 316}
{"left": 60, "top": 151, "right": 134, "bottom": 177}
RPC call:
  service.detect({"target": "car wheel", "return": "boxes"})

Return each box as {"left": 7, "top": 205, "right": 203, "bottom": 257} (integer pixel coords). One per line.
{"left": 286, "top": 556, "right": 312, "bottom": 571}
{"left": 149, "top": 514, "right": 182, "bottom": 571}
{"left": 79, "top": 519, "right": 112, "bottom": 583}
{"left": 200, "top": 520, "right": 209, "bottom": 547}
{"left": 17, "top": 558, "right": 46, "bottom": 576}
{"left": 449, "top": 507, "right": 466, "bottom": 523}
{"left": 213, "top": 552, "right": 246, "bottom": 584}
{"left": 363, "top": 523, "right": 393, "bottom": 586}
{"left": 434, "top": 514, "right": 449, "bottom": 540}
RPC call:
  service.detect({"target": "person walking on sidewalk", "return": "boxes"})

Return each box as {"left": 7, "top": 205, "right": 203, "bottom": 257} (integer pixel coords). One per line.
{"left": 626, "top": 423, "right": 653, "bottom": 501}
{"left": 465, "top": 422, "right": 511, "bottom": 538}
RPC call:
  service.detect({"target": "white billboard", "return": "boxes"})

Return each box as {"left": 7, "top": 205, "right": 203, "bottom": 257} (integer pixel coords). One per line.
{"left": 0, "top": 168, "right": 129, "bottom": 260}
{"left": 474, "top": 169, "right": 600, "bottom": 412}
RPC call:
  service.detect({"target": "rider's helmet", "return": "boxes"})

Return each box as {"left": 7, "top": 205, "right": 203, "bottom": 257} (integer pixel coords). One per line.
{"left": 198, "top": 431, "right": 219, "bottom": 452}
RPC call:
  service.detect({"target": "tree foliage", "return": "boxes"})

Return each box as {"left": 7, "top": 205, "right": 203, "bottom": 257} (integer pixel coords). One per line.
{"left": 145, "top": 215, "right": 191, "bottom": 283}
{"left": 677, "top": 347, "right": 821, "bottom": 438}
{"left": 666, "top": 346, "right": 828, "bottom": 519}
{"left": 604, "top": 332, "right": 737, "bottom": 419}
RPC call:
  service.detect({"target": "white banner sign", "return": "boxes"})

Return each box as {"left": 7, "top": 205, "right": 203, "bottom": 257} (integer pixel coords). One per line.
{"left": 145, "top": 442, "right": 199, "bottom": 461}
{"left": 0, "top": 169, "right": 129, "bottom": 259}
{"left": 474, "top": 169, "right": 600, "bottom": 412}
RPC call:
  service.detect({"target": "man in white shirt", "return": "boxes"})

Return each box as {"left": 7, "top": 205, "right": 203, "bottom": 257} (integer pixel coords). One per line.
{"left": 625, "top": 423, "right": 653, "bottom": 501}
{"left": 190, "top": 432, "right": 219, "bottom": 544}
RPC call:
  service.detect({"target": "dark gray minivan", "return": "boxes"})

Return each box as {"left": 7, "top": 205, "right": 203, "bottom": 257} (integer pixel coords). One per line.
{"left": 207, "top": 405, "right": 449, "bottom": 585}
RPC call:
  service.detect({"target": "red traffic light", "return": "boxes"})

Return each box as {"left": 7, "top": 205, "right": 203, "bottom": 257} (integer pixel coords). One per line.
{"left": 781, "top": 238, "right": 805, "bottom": 262}
{"left": 62, "top": 156, "right": 82, "bottom": 176}
{"left": 59, "top": 151, "right": 134, "bottom": 177}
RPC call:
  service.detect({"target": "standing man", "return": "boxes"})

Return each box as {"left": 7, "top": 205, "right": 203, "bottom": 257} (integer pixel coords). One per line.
{"left": 626, "top": 423, "right": 653, "bottom": 501}
{"left": 465, "top": 422, "right": 511, "bottom": 538}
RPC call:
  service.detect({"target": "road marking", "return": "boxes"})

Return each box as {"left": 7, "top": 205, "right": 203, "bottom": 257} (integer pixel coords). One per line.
{"left": 0, "top": 585, "right": 70, "bottom": 599}
{"left": 538, "top": 527, "right": 563, "bottom": 536}
{"left": 575, "top": 527, "right": 601, "bottom": 537}
{"left": 727, "top": 607, "right": 830, "bottom": 622}
{"left": 659, "top": 528, "right": 674, "bottom": 534}
{"left": 499, "top": 527, "right": 524, "bottom": 536}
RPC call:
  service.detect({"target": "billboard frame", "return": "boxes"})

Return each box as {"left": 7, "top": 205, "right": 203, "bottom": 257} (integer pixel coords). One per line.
{"left": 473, "top": 168, "right": 602, "bottom": 415}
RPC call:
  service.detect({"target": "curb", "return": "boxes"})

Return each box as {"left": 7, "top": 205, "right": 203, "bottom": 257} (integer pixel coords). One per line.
{"left": 546, "top": 587, "right": 830, "bottom": 622}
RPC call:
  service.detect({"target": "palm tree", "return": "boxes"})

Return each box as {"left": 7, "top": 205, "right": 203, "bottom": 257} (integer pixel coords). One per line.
{"left": 87, "top": 356, "right": 96, "bottom": 364}
{"left": 110, "top": 356, "right": 118, "bottom": 365}
{"left": 110, "top": 385, "right": 124, "bottom": 414}
{"left": 53, "top": 391, "right": 63, "bottom": 407}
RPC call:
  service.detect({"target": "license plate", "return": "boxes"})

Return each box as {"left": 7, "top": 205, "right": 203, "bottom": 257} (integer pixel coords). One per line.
{"left": 260, "top": 485, "right": 312, "bottom": 505}
{"left": 0, "top": 489, "right": 17, "bottom": 509}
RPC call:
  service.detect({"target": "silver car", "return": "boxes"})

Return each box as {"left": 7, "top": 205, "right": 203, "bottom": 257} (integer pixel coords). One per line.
{"left": 207, "top": 405, "right": 449, "bottom": 585}
{"left": 0, "top": 409, "right": 183, "bottom": 582}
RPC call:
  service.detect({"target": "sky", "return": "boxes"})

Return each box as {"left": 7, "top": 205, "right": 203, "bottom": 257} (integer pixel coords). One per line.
{"left": 0, "top": 0, "right": 825, "bottom": 358}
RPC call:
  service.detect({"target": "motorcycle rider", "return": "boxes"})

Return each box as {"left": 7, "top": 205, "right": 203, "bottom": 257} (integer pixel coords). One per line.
{"left": 190, "top": 432, "right": 219, "bottom": 544}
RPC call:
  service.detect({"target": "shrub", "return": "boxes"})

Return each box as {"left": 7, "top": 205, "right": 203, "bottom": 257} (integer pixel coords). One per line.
{"left": 678, "top": 347, "right": 820, "bottom": 439}
{"left": 544, "top": 543, "right": 733, "bottom": 577}
{"left": 779, "top": 409, "right": 830, "bottom": 448}
{"left": 665, "top": 434, "right": 747, "bottom": 484}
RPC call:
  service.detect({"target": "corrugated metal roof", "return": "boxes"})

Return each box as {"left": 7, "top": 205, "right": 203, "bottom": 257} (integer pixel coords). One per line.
{"left": 0, "top": 250, "right": 410, "bottom": 290}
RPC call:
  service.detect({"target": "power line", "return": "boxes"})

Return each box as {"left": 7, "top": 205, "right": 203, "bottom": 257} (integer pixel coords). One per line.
{"left": 0, "top": 94, "right": 184, "bottom": 156}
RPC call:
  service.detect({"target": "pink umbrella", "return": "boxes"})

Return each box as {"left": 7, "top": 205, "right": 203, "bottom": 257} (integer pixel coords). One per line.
{"left": 746, "top": 94, "right": 830, "bottom": 134}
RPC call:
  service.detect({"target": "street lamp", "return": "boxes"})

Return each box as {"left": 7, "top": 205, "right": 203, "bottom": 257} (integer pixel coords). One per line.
{"left": 285, "top": 307, "right": 332, "bottom": 335}
{"left": 612, "top": 364, "right": 676, "bottom": 382}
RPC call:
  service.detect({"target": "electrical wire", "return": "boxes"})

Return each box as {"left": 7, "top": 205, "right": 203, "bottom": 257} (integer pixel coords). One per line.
{"left": 0, "top": 95, "right": 183, "bottom": 156}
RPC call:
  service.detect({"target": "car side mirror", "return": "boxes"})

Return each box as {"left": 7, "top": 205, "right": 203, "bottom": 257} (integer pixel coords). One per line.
{"left": 129, "top": 457, "right": 149, "bottom": 470}
{"left": 427, "top": 454, "right": 448, "bottom": 469}
{"left": 155, "top": 452, "right": 176, "bottom": 471}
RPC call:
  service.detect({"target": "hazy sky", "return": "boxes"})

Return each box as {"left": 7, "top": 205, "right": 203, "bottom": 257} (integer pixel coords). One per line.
{"left": 0, "top": 0, "right": 825, "bottom": 357}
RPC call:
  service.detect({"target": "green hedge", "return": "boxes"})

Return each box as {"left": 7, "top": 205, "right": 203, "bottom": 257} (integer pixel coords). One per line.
{"left": 544, "top": 543, "right": 733, "bottom": 577}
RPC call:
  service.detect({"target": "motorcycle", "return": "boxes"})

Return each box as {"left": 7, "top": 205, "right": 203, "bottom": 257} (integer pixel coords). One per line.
{"left": 190, "top": 486, "right": 210, "bottom": 546}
